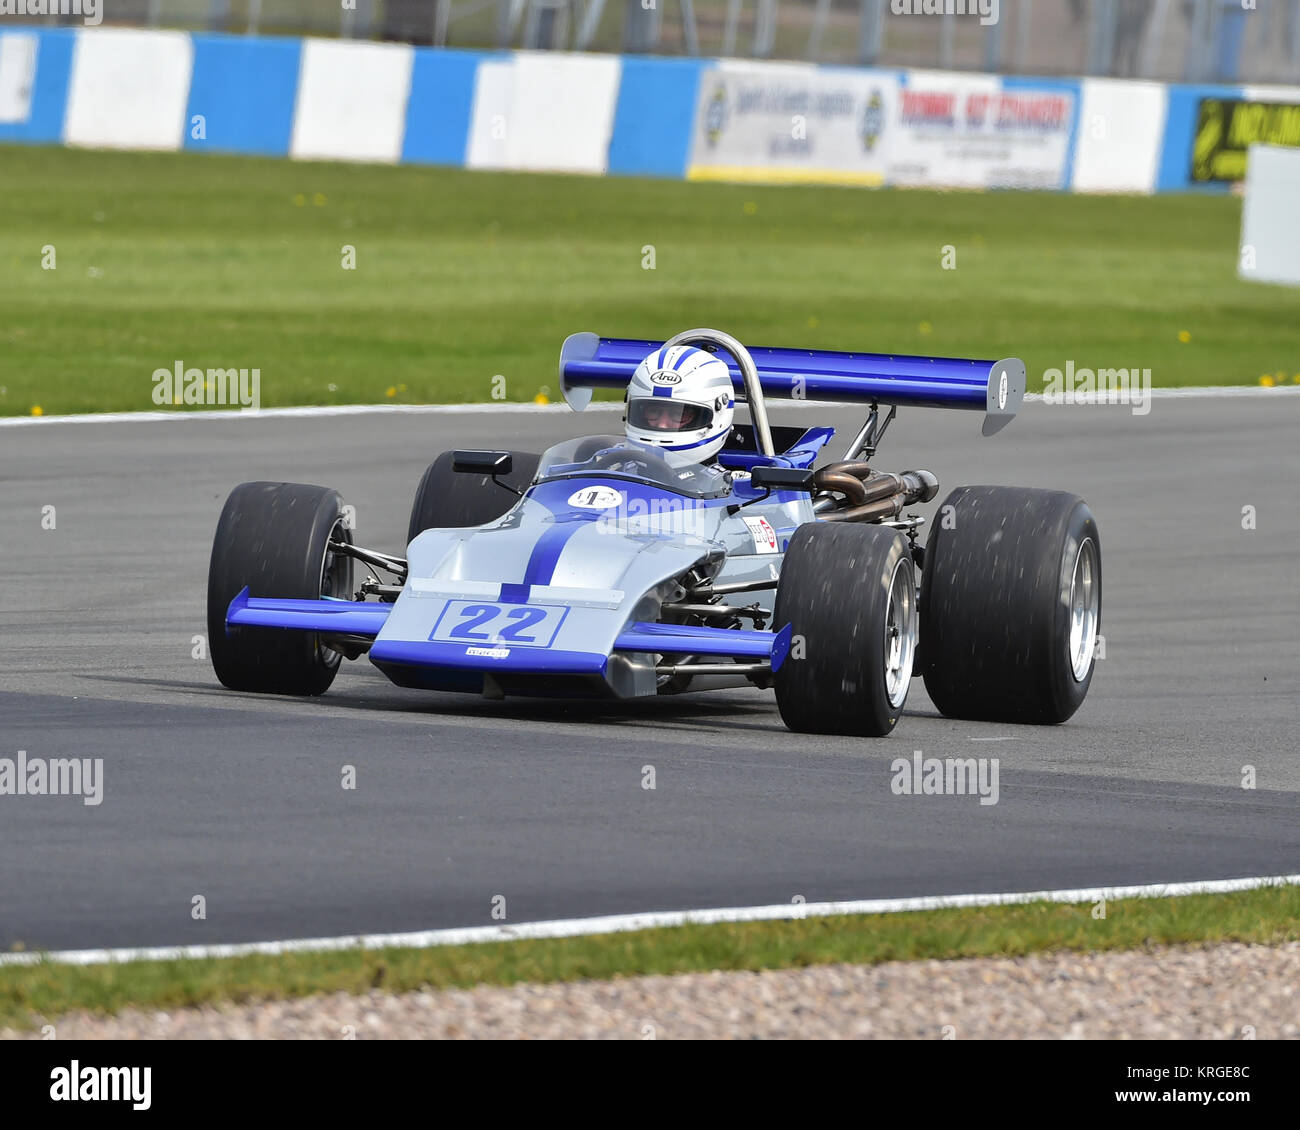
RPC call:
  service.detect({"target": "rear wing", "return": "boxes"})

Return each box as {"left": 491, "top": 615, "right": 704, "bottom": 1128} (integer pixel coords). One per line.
{"left": 559, "top": 332, "right": 1025, "bottom": 436}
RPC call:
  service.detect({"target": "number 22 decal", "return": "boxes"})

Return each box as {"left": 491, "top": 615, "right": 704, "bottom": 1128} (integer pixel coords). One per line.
{"left": 448, "top": 605, "right": 547, "bottom": 642}
{"left": 432, "top": 601, "right": 567, "bottom": 648}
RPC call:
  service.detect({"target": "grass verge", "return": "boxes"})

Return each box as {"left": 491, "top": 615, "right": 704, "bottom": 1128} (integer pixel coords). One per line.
{"left": 2, "top": 145, "right": 1297, "bottom": 417}
{"left": 3, "top": 885, "right": 1298, "bottom": 1031}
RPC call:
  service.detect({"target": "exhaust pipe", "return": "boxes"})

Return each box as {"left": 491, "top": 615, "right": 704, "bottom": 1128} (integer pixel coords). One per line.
{"left": 814, "top": 465, "right": 938, "bottom": 523}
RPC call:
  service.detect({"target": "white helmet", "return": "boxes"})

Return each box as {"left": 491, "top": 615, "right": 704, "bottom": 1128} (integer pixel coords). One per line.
{"left": 623, "top": 345, "right": 735, "bottom": 468}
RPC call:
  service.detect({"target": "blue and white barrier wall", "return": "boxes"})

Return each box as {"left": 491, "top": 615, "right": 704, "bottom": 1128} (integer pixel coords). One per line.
{"left": 1, "top": 26, "right": 1298, "bottom": 193}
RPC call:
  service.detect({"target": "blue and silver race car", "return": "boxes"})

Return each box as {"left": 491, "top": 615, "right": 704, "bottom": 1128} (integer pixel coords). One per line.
{"left": 207, "top": 328, "right": 1101, "bottom": 735}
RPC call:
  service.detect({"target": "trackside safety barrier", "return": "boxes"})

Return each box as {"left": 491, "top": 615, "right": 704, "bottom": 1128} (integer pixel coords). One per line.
{"left": 1, "top": 26, "right": 1297, "bottom": 193}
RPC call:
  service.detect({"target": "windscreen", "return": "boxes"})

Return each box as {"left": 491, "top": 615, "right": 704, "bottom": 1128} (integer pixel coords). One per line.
{"left": 535, "top": 437, "right": 730, "bottom": 499}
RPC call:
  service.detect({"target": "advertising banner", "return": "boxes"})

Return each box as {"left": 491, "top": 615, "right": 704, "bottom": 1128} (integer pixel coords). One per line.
{"left": 887, "top": 72, "right": 1075, "bottom": 190}
{"left": 1192, "top": 97, "right": 1300, "bottom": 183}
{"left": 687, "top": 64, "right": 1074, "bottom": 191}
{"left": 687, "top": 62, "right": 897, "bottom": 186}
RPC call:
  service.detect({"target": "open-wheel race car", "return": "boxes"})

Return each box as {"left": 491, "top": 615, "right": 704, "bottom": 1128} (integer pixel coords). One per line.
{"left": 207, "top": 328, "right": 1101, "bottom": 735}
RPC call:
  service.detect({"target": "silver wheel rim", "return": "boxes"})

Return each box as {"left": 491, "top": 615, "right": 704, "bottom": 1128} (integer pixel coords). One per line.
{"left": 317, "top": 515, "right": 349, "bottom": 669}
{"left": 884, "top": 557, "right": 917, "bottom": 709}
{"left": 1067, "top": 537, "right": 1099, "bottom": 682}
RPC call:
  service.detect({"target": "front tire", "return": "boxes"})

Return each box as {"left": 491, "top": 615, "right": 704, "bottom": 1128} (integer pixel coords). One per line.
{"left": 207, "top": 481, "right": 353, "bottom": 696}
{"left": 773, "top": 523, "right": 917, "bottom": 736}
{"left": 407, "top": 450, "right": 540, "bottom": 543}
{"left": 919, "top": 485, "right": 1101, "bottom": 724}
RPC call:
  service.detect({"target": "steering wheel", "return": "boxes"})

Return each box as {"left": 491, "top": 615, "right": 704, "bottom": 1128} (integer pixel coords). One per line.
{"left": 586, "top": 447, "right": 646, "bottom": 471}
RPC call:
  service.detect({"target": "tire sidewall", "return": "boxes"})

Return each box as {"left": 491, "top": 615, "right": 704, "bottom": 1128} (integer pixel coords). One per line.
{"left": 920, "top": 485, "right": 1100, "bottom": 724}
{"left": 208, "top": 481, "right": 352, "bottom": 695}
{"left": 407, "top": 450, "right": 540, "bottom": 543}
{"left": 774, "top": 522, "right": 914, "bottom": 736}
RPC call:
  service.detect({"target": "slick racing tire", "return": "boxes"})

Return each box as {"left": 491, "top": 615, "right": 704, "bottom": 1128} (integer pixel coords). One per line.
{"left": 407, "top": 450, "right": 540, "bottom": 543}
{"left": 919, "top": 485, "right": 1101, "bottom": 724}
{"left": 208, "top": 481, "right": 354, "bottom": 696}
{"left": 773, "top": 523, "right": 917, "bottom": 737}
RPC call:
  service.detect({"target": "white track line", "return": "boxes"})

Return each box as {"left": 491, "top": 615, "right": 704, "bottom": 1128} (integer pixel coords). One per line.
{"left": 1, "top": 384, "right": 1297, "bottom": 428}
{"left": 0, "top": 402, "right": 614, "bottom": 428}
{"left": 1022, "top": 385, "right": 1300, "bottom": 403}
{"left": 3, "top": 874, "right": 1295, "bottom": 968}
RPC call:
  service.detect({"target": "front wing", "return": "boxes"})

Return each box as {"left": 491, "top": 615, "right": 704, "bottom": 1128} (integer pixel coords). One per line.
{"left": 225, "top": 587, "right": 791, "bottom": 694}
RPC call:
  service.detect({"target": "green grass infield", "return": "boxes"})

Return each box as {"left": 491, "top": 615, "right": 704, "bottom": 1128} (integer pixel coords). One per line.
{"left": 3, "top": 884, "right": 1297, "bottom": 1031}
{"left": 2, "top": 146, "right": 1297, "bottom": 417}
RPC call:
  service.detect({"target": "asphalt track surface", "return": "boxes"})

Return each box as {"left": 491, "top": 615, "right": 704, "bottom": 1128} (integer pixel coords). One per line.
{"left": 2, "top": 397, "right": 1298, "bottom": 951}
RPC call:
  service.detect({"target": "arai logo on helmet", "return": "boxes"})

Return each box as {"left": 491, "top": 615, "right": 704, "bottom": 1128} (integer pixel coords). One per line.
{"left": 649, "top": 371, "right": 681, "bottom": 385}
{"left": 567, "top": 486, "right": 624, "bottom": 510}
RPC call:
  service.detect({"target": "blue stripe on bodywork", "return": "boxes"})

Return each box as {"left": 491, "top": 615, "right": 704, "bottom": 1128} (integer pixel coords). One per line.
{"left": 498, "top": 582, "right": 531, "bottom": 603}
{"left": 521, "top": 516, "right": 588, "bottom": 586}
{"left": 518, "top": 475, "right": 734, "bottom": 586}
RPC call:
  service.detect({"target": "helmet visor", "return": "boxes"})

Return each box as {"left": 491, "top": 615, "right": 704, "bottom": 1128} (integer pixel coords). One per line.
{"left": 628, "top": 398, "right": 712, "bottom": 434}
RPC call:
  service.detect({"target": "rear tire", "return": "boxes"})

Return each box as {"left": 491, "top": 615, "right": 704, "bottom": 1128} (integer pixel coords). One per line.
{"left": 773, "top": 523, "right": 916, "bottom": 736}
{"left": 919, "top": 485, "right": 1101, "bottom": 724}
{"left": 407, "top": 450, "right": 539, "bottom": 543}
{"left": 207, "top": 481, "right": 353, "bottom": 696}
